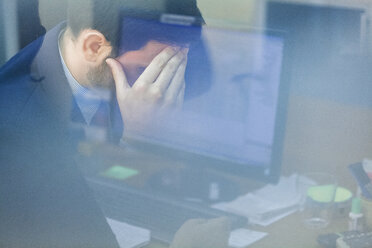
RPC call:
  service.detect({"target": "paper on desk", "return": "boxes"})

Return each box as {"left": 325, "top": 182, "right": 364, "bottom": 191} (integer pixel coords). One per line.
{"left": 106, "top": 218, "right": 151, "bottom": 248}
{"left": 363, "top": 158, "right": 372, "bottom": 179}
{"left": 212, "top": 174, "right": 302, "bottom": 226}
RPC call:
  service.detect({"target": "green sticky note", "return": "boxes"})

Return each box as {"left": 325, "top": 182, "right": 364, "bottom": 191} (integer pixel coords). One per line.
{"left": 102, "top": 165, "right": 139, "bottom": 180}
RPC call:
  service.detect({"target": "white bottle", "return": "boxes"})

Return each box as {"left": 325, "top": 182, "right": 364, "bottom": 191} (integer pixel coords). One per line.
{"left": 348, "top": 198, "right": 364, "bottom": 231}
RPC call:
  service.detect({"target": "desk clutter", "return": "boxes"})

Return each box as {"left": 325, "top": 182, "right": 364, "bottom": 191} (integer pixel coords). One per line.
{"left": 106, "top": 217, "right": 268, "bottom": 248}
{"left": 212, "top": 174, "right": 301, "bottom": 226}
{"left": 316, "top": 159, "right": 372, "bottom": 248}
{"left": 211, "top": 172, "right": 355, "bottom": 229}
{"left": 106, "top": 218, "right": 150, "bottom": 248}
{"left": 318, "top": 230, "right": 372, "bottom": 248}
{"left": 349, "top": 160, "right": 372, "bottom": 230}
{"left": 92, "top": 159, "right": 372, "bottom": 248}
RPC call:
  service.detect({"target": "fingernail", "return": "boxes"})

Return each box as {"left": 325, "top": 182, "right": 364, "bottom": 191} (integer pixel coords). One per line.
{"left": 169, "top": 46, "right": 179, "bottom": 53}
{"left": 182, "top": 47, "right": 189, "bottom": 55}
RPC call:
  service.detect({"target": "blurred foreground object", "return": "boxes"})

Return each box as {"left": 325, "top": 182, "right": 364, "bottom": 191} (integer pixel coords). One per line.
{"left": 170, "top": 217, "right": 230, "bottom": 248}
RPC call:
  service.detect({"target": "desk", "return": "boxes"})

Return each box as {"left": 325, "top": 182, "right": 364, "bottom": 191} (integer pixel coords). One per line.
{"left": 79, "top": 142, "right": 352, "bottom": 248}
{"left": 143, "top": 212, "right": 348, "bottom": 248}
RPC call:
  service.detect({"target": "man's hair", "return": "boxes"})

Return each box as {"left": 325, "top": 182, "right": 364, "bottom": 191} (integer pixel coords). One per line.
{"left": 118, "top": 12, "right": 203, "bottom": 55}
{"left": 67, "top": 0, "right": 210, "bottom": 98}
{"left": 67, "top": 0, "right": 203, "bottom": 52}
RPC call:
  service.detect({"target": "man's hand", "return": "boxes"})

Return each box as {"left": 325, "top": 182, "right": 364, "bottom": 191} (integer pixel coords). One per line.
{"left": 106, "top": 47, "right": 188, "bottom": 134}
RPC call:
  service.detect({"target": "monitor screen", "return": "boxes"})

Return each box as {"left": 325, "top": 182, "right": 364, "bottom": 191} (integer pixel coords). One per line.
{"left": 117, "top": 12, "right": 290, "bottom": 183}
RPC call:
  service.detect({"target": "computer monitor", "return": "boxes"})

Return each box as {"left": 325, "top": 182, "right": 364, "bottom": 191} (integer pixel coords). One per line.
{"left": 116, "top": 10, "right": 290, "bottom": 184}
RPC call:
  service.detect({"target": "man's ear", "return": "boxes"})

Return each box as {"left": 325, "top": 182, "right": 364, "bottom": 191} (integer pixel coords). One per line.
{"left": 80, "top": 30, "right": 112, "bottom": 63}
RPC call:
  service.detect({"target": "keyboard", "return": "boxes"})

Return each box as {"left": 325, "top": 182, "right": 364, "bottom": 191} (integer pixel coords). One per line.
{"left": 337, "top": 231, "right": 372, "bottom": 248}
{"left": 87, "top": 178, "right": 248, "bottom": 243}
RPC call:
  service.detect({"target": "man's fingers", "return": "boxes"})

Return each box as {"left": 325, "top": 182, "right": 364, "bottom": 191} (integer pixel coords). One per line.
{"left": 153, "top": 49, "right": 187, "bottom": 92}
{"left": 136, "top": 46, "right": 179, "bottom": 87}
{"left": 175, "top": 82, "right": 185, "bottom": 110}
{"left": 165, "top": 57, "right": 187, "bottom": 100}
{"left": 106, "top": 58, "right": 130, "bottom": 98}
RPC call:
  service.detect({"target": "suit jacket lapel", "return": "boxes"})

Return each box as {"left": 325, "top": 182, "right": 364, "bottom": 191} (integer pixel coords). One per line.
{"left": 29, "top": 22, "right": 123, "bottom": 144}
{"left": 30, "top": 22, "right": 74, "bottom": 125}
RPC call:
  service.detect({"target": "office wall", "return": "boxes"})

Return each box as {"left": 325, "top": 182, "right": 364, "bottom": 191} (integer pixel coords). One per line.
{"left": 283, "top": 95, "right": 372, "bottom": 189}
{"left": 0, "top": 0, "right": 6, "bottom": 66}
{"left": 199, "top": 0, "right": 372, "bottom": 188}
{"left": 0, "top": 0, "right": 19, "bottom": 66}
{"left": 39, "top": 0, "right": 67, "bottom": 31}
{"left": 197, "top": 0, "right": 264, "bottom": 27}
{"left": 38, "top": 0, "right": 166, "bottom": 31}
{"left": 265, "top": 2, "right": 372, "bottom": 189}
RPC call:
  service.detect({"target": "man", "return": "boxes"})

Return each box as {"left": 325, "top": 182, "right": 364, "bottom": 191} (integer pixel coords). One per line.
{"left": 0, "top": 0, "right": 220, "bottom": 247}
{"left": 60, "top": 10, "right": 190, "bottom": 137}
{"left": 59, "top": 0, "right": 209, "bottom": 141}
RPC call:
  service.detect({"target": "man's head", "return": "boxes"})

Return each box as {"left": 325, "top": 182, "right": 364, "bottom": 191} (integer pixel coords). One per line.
{"left": 62, "top": 0, "right": 204, "bottom": 89}
{"left": 115, "top": 9, "right": 203, "bottom": 86}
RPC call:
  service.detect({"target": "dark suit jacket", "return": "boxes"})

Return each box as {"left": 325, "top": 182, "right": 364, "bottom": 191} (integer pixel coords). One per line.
{"left": 0, "top": 23, "right": 120, "bottom": 248}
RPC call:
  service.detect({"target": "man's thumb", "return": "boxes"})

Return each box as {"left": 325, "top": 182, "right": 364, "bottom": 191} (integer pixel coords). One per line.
{"left": 106, "top": 58, "right": 130, "bottom": 97}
